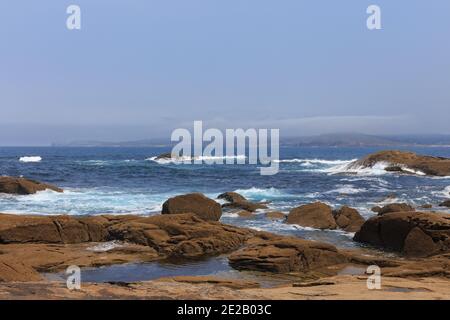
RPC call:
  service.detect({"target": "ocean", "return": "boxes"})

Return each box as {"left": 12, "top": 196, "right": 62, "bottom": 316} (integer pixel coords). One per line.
{"left": 1, "top": 146, "right": 450, "bottom": 249}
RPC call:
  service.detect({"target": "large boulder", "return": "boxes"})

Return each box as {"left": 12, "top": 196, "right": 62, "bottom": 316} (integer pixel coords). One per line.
{"left": 0, "top": 177, "right": 63, "bottom": 195}
{"left": 286, "top": 202, "right": 337, "bottom": 229}
{"left": 218, "top": 191, "right": 268, "bottom": 212}
{"left": 354, "top": 211, "right": 450, "bottom": 257}
{"left": 332, "top": 206, "right": 365, "bottom": 232}
{"left": 228, "top": 234, "right": 347, "bottom": 273}
{"left": 348, "top": 150, "right": 450, "bottom": 176}
{"left": 377, "top": 203, "right": 415, "bottom": 215}
{"left": 161, "top": 193, "right": 222, "bottom": 221}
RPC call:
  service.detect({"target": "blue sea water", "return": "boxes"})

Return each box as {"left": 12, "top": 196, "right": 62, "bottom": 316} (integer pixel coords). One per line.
{"left": 1, "top": 146, "right": 449, "bottom": 249}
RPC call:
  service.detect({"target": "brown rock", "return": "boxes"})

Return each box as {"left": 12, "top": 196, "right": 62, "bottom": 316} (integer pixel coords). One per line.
{"left": 439, "top": 200, "right": 450, "bottom": 208}
{"left": 217, "top": 192, "right": 247, "bottom": 203}
{"left": 157, "top": 276, "right": 260, "bottom": 289}
{"left": 349, "top": 150, "right": 450, "bottom": 176}
{"left": 377, "top": 203, "right": 415, "bottom": 215}
{"left": 108, "top": 213, "right": 253, "bottom": 258}
{"left": 265, "top": 212, "right": 286, "bottom": 220}
{"left": 0, "top": 177, "right": 63, "bottom": 195}
{"left": 419, "top": 204, "right": 433, "bottom": 209}
{"left": 219, "top": 191, "right": 268, "bottom": 212}
{"left": 371, "top": 206, "right": 382, "bottom": 213}
{"left": 236, "top": 210, "right": 254, "bottom": 218}
{"left": 332, "top": 206, "right": 365, "bottom": 232}
{"left": 403, "top": 227, "right": 439, "bottom": 257}
{"left": 0, "top": 257, "right": 41, "bottom": 282}
{"left": 0, "top": 214, "right": 108, "bottom": 244}
{"left": 161, "top": 193, "right": 222, "bottom": 221}
{"left": 286, "top": 202, "right": 337, "bottom": 229}
{"left": 354, "top": 211, "right": 450, "bottom": 256}
{"left": 229, "top": 236, "right": 347, "bottom": 273}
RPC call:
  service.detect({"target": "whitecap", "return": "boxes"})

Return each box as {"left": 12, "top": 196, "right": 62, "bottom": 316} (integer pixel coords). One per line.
{"left": 147, "top": 155, "right": 247, "bottom": 164}
{"left": 19, "top": 156, "right": 42, "bottom": 163}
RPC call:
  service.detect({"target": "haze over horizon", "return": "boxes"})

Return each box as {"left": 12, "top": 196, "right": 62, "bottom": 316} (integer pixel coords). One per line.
{"left": 1, "top": 1, "right": 450, "bottom": 146}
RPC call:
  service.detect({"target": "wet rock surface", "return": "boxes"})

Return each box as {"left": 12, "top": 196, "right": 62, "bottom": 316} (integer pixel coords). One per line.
{"left": 0, "top": 177, "right": 63, "bottom": 195}
{"left": 350, "top": 150, "right": 450, "bottom": 176}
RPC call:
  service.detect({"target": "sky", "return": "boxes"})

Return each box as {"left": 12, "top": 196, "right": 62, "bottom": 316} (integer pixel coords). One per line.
{"left": 1, "top": 1, "right": 450, "bottom": 145}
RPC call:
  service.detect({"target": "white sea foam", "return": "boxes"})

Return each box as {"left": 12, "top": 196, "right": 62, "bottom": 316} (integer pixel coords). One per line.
{"left": 323, "top": 161, "right": 390, "bottom": 176}
{"left": 19, "top": 156, "right": 42, "bottom": 163}
{"left": 147, "top": 155, "right": 247, "bottom": 164}
{"left": 232, "top": 187, "right": 294, "bottom": 201}
{"left": 326, "top": 185, "right": 366, "bottom": 195}
{"left": 87, "top": 241, "right": 124, "bottom": 252}
{"left": 432, "top": 185, "right": 450, "bottom": 198}
{"left": 274, "top": 158, "right": 357, "bottom": 165}
{"left": 0, "top": 188, "right": 165, "bottom": 215}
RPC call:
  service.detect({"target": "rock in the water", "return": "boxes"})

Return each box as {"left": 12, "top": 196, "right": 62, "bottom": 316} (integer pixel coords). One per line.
{"left": 236, "top": 210, "right": 254, "bottom": 218}
{"left": 229, "top": 235, "right": 347, "bottom": 273}
{"left": 371, "top": 206, "right": 382, "bottom": 213}
{"left": 0, "top": 177, "right": 63, "bottom": 195}
{"left": 354, "top": 211, "right": 450, "bottom": 257}
{"left": 332, "top": 206, "right": 365, "bottom": 232}
{"left": 218, "top": 191, "right": 268, "bottom": 212}
{"left": 286, "top": 202, "right": 337, "bottom": 229}
{"left": 349, "top": 150, "right": 450, "bottom": 176}
{"left": 419, "top": 204, "right": 433, "bottom": 209}
{"left": 377, "top": 203, "right": 415, "bottom": 215}
{"left": 265, "top": 212, "right": 286, "bottom": 220}
{"left": 155, "top": 152, "right": 173, "bottom": 160}
{"left": 217, "top": 192, "right": 247, "bottom": 203}
{"left": 161, "top": 193, "right": 222, "bottom": 221}
{"left": 439, "top": 200, "right": 450, "bottom": 208}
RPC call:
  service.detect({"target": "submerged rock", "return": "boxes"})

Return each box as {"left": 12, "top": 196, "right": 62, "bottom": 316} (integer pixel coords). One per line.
{"left": 286, "top": 202, "right": 337, "bottom": 230}
{"left": 0, "top": 176, "right": 63, "bottom": 195}
{"left": 162, "top": 193, "right": 222, "bottom": 221}
{"left": 265, "top": 211, "right": 286, "bottom": 220}
{"left": 332, "top": 206, "right": 365, "bottom": 232}
{"left": 349, "top": 150, "right": 450, "bottom": 176}
{"left": 354, "top": 211, "right": 450, "bottom": 257}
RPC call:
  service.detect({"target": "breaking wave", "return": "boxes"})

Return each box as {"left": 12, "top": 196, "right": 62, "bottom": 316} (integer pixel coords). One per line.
{"left": 147, "top": 155, "right": 247, "bottom": 164}
{"left": 19, "top": 156, "right": 42, "bottom": 163}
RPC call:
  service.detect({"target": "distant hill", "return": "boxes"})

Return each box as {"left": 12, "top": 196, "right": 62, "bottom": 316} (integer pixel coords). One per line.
{"left": 283, "top": 133, "right": 398, "bottom": 147}
{"left": 52, "top": 133, "right": 450, "bottom": 147}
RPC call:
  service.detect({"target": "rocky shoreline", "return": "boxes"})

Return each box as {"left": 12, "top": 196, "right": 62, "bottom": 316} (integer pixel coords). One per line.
{"left": 0, "top": 150, "right": 449, "bottom": 299}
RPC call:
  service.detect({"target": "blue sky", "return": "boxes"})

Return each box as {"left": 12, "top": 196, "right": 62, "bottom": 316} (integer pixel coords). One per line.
{"left": 1, "top": 1, "right": 450, "bottom": 145}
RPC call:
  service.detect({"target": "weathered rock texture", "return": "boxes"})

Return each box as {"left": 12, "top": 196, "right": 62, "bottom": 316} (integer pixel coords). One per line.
{"left": 332, "top": 206, "right": 365, "bottom": 232}
{"left": 354, "top": 211, "right": 450, "bottom": 257}
{"left": 161, "top": 193, "right": 222, "bottom": 221}
{"left": 286, "top": 202, "right": 337, "bottom": 230}
{"left": 229, "top": 233, "right": 347, "bottom": 273}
